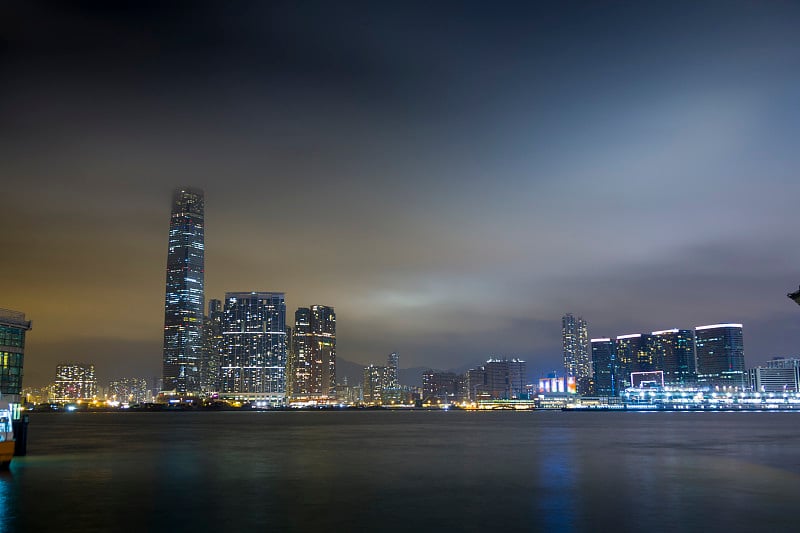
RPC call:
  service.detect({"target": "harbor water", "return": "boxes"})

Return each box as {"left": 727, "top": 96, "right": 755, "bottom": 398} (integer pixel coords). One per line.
{"left": 2, "top": 410, "right": 799, "bottom": 532}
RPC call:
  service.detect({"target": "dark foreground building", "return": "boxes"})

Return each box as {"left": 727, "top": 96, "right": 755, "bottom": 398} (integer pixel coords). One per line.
{"left": 0, "top": 308, "right": 31, "bottom": 406}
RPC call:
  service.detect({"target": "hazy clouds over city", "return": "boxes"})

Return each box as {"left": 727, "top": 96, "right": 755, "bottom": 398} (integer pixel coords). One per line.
{"left": 3, "top": 1, "right": 800, "bottom": 385}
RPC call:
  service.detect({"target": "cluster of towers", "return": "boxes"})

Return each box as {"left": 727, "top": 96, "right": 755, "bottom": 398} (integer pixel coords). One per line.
{"left": 161, "top": 188, "right": 336, "bottom": 405}
{"left": 563, "top": 314, "right": 745, "bottom": 395}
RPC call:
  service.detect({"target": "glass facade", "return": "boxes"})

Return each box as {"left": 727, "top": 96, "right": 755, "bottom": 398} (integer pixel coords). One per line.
{"left": 0, "top": 309, "right": 31, "bottom": 400}
{"left": 221, "top": 292, "right": 286, "bottom": 404}
{"left": 162, "top": 188, "right": 205, "bottom": 394}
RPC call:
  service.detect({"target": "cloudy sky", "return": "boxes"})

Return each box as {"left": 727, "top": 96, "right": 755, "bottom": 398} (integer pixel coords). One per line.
{"left": 3, "top": 1, "right": 800, "bottom": 386}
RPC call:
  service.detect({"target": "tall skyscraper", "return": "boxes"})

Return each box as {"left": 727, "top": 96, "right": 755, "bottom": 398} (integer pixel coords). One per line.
{"left": 220, "top": 292, "right": 287, "bottom": 405}
{"left": 0, "top": 308, "right": 31, "bottom": 406}
{"left": 288, "top": 305, "right": 336, "bottom": 401}
{"left": 562, "top": 314, "right": 590, "bottom": 394}
{"left": 695, "top": 323, "right": 745, "bottom": 389}
{"left": 651, "top": 329, "right": 696, "bottom": 385}
{"left": 162, "top": 187, "right": 205, "bottom": 395}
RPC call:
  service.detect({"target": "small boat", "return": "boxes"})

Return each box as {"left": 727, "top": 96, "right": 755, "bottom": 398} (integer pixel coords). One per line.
{"left": 0, "top": 402, "right": 15, "bottom": 468}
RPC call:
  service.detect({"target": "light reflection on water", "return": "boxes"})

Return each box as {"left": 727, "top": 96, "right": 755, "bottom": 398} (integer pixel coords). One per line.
{"left": 6, "top": 411, "right": 800, "bottom": 532}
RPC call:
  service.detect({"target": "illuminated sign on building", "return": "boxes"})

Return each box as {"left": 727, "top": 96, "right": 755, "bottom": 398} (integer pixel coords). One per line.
{"left": 538, "top": 376, "right": 577, "bottom": 394}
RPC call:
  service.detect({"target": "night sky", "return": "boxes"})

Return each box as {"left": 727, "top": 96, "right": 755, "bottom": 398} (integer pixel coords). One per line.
{"left": 3, "top": 1, "right": 800, "bottom": 387}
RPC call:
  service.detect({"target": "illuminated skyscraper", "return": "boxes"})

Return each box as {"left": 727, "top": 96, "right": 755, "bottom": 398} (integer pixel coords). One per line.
{"left": 562, "top": 313, "right": 590, "bottom": 394}
{"left": 288, "top": 305, "right": 336, "bottom": 401}
{"left": 220, "top": 292, "right": 287, "bottom": 406}
{"left": 162, "top": 187, "right": 204, "bottom": 395}
{"left": 695, "top": 323, "right": 745, "bottom": 389}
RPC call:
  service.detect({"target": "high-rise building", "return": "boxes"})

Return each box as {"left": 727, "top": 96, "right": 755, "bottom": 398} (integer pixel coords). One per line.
{"left": 0, "top": 308, "right": 32, "bottom": 406}
{"left": 162, "top": 187, "right": 205, "bottom": 395}
{"left": 651, "top": 329, "right": 696, "bottom": 385}
{"left": 220, "top": 292, "right": 287, "bottom": 406}
{"left": 51, "top": 363, "right": 96, "bottom": 403}
{"left": 695, "top": 323, "right": 745, "bottom": 389}
{"left": 562, "top": 313, "right": 591, "bottom": 394}
{"left": 591, "top": 338, "right": 618, "bottom": 396}
{"left": 288, "top": 305, "right": 336, "bottom": 401}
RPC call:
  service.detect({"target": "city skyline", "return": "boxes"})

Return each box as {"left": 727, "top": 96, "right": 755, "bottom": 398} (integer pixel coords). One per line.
{"left": 4, "top": 2, "right": 800, "bottom": 386}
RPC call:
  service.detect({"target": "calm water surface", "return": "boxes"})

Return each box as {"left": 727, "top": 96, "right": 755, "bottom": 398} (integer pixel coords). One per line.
{"left": 2, "top": 410, "right": 799, "bottom": 532}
